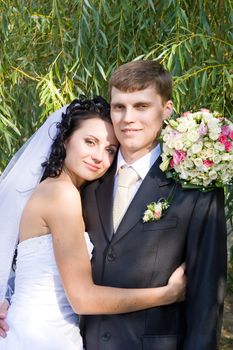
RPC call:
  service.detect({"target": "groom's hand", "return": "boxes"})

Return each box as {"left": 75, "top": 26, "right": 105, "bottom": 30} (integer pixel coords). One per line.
{"left": 0, "top": 300, "right": 9, "bottom": 338}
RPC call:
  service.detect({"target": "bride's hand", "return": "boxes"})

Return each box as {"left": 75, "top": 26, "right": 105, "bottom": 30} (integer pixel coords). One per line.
{"left": 0, "top": 300, "right": 9, "bottom": 338}
{"left": 167, "top": 263, "right": 186, "bottom": 303}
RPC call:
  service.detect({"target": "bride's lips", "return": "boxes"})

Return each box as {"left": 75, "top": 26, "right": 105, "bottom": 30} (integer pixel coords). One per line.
{"left": 84, "top": 162, "right": 101, "bottom": 171}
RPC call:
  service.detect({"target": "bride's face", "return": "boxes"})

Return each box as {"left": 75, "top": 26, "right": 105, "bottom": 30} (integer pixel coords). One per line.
{"left": 64, "top": 117, "right": 118, "bottom": 187}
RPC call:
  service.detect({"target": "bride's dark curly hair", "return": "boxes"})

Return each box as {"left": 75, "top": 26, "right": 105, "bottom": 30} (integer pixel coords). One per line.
{"left": 41, "top": 95, "right": 111, "bottom": 181}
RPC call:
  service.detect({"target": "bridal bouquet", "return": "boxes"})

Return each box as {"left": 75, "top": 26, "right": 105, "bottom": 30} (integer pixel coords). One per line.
{"left": 160, "top": 109, "right": 233, "bottom": 190}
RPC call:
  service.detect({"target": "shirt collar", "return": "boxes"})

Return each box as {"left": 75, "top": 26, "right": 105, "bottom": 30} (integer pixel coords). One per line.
{"left": 115, "top": 144, "right": 161, "bottom": 180}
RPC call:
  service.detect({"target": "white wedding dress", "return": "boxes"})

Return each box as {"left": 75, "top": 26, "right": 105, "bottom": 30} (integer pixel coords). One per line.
{"left": 0, "top": 233, "right": 93, "bottom": 350}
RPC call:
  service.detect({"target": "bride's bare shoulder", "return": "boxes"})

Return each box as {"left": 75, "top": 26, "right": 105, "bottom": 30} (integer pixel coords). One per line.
{"left": 35, "top": 178, "right": 81, "bottom": 205}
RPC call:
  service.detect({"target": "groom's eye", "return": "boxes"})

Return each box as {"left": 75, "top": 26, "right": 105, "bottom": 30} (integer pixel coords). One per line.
{"left": 135, "top": 103, "right": 149, "bottom": 110}
{"left": 112, "top": 104, "right": 124, "bottom": 111}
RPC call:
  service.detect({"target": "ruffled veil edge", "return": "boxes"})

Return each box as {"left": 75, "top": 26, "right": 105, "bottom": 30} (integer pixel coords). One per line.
{"left": 0, "top": 106, "right": 66, "bottom": 302}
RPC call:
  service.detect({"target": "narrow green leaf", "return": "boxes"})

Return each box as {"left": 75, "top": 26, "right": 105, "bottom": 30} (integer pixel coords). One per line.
{"left": 224, "top": 68, "right": 233, "bottom": 88}
{"left": 167, "top": 52, "right": 173, "bottom": 71}
{"left": 178, "top": 46, "right": 184, "bottom": 70}
{"left": 201, "top": 70, "right": 207, "bottom": 90}
{"left": 148, "top": 0, "right": 155, "bottom": 12}
{"left": 96, "top": 62, "right": 106, "bottom": 80}
{"left": 0, "top": 112, "right": 20, "bottom": 134}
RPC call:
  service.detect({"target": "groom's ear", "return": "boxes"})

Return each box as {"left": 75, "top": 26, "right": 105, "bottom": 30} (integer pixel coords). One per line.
{"left": 162, "top": 100, "right": 173, "bottom": 120}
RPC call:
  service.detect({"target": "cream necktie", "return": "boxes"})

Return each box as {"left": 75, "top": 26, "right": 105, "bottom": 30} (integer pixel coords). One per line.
{"left": 113, "top": 166, "right": 139, "bottom": 231}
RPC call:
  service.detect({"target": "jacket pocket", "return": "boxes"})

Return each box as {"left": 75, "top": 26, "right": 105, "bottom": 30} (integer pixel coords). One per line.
{"left": 142, "top": 335, "right": 177, "bottom": 350}
{"left": 143, "top": 217, "right": 177, "bottom": 231}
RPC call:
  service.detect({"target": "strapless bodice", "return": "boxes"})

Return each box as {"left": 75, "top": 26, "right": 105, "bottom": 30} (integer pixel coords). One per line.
{"left": 12, "top": 233, "right": 93, "bottom": 311}
{"left": 0, "top": 233, "right": 93, "bottom": 349}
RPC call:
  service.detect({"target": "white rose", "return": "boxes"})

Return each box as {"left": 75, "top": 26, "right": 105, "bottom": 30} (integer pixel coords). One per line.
{"left": 187, "top": 130, "right": 200, "bottom": 142}
{"left": 209, "top": 133, "right": 220, "bottom": 141}
{"left": 179, "top": 171, "right": 189, "bottom": 180}
{"left": 177, "top": 122, "right": 188, "bottom": 132}
{"left": 212, "top": 154, "right": 221, "bottom": 164}
{"left": 222, "top": 153, "right": 232, "bottom": 161}
{"left": 163, "top": 129, "right": 174, "bottom": 141}
{"left": 143, "top": 214, "right": 150, "bottom": 222}
{"left": 176, "top": 164, "right": 192, "bottom": 179}
{"left": 203, "top": 178, "right": 213, "bottom": 186}
{"left": 215, "top": 163, "right": 225, "bottom": 171}
{"left": 209, "top": 170, "right": 217, "bottom": 180}
{"left": 183, "top": 139, "right": 193, "bottom": 149}
{"left": 193, "top": 158, "right": 203, "bottom": 167}
{"left": 166, "top": 139, "right": 175, "bottom": 149}
{"left": 204, "top": 142, "right": 213, "bottom": 148}
{"left": 162, "top": 144, "right": 173, "bottom": 155}
{"left": 191, "top": 178, "right": 202, "bottom": 185}
{"left": 191, "top": 142, "right": 203, "bottom": 154}
{"left": 183, "top": 159, "right": 194, "bottom": 169}
{"left": 214, "top": 142, "right": 225, "bottom": 151}
{"left": 207, "top": 118, "right": 221, "bottom": 131}
{"left": 203, "top": 149, "right": 214, "bottom": 158}
{"left": 154, "top": 203, "right": 162, "bottom": 212}
{"left": 174, "top": 139, "right": 184, "bottom": 150}
{"left": 222, "top": 172, "right": 230, "bottom": 181}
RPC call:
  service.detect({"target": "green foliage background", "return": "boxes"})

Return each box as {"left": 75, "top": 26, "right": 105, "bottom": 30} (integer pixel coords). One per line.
{"left": 0, "top": 0, "right": 232, "bottom": 230}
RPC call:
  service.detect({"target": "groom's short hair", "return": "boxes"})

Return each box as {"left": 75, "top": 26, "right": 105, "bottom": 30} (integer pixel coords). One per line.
{"left": 109, "top": 60, "right": 172, "bottom": 103}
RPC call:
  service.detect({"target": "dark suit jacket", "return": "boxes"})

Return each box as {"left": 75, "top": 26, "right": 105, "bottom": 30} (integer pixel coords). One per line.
{"left": 81, "top": 157, "right": 227, "bottom": 350}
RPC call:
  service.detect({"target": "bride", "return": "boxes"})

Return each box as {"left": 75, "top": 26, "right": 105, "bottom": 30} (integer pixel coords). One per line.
{"left": 0, "top": 96, "right": 186, "bottom": 349}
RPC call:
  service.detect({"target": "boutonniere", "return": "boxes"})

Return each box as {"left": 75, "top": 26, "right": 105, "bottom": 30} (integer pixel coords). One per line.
{"left": 142, "top": 199, "right": 169, "bottom": 222}
{"left": 142, "top": 184, "right": 177, "bottom": 222}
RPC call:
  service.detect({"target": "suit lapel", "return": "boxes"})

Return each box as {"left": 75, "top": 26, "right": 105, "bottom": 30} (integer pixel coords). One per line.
{"left": 112, "top": 157, "right": 172, "bottom": 243}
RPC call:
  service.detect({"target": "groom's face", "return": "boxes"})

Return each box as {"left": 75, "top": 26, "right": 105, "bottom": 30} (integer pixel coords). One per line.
{"left": 110, "top": 86, "right": 173, "bottom": 163}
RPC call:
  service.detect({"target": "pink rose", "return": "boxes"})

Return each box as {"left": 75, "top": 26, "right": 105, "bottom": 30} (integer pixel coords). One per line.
{"left": 229, "top": 130, "right": 233, "bottom": 140}
{"left": 218, "top": 134, "right": 227, "bottom": 144}
{"left": 170, "top": 159, "right": 175, "bottom": 168}
{"left": 173, "top": 150, "right": 187, "bottom": 165}
{"left": 200, "top": 108, "right": 210, "bottom": 113}
{"left": 221, "top": 125, "right": 230, "bottom": 136}
{"left": 203, "top": 159, "right": 214, "bottom": 168}
{"left": 224, "top": 141, "right": 232, "bottom": 152}
{"left": 153, "top": 211, "right": 162, "bottom": 220}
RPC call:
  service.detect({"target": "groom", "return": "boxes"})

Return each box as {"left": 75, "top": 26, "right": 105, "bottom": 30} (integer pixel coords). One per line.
{"left": 0, "top": 60, "right": 227, "bottom": 349}
{"left": 80, "top": 60, "right": 227, "bottom": 350}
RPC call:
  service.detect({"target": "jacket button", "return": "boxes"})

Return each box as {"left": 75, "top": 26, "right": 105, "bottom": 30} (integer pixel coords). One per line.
{"left": 101, "top": 332, "right": 111, "bottom": 341}
{"left": 107, "top": 251, "right": 116, "bottom": 262}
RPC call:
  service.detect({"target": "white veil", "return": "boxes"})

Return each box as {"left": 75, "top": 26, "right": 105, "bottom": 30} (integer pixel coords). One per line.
{"left": 0, "top": 106, "right": 67, "bottom": 302}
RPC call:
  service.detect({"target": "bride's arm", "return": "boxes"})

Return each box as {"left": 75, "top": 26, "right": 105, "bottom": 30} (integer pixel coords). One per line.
{"left": 0, "top": 265, "right": 15, "bottom": 337}
{"left": 44, "top": 182, "right": 186, "bottom": 315}
{"left": 0, "top": 301, "right": 9, "bottom": 337}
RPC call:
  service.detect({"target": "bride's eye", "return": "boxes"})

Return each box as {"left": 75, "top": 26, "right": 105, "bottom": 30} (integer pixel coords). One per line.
{"left": 85, "top": 138, "right": 95, "bottom": 146}
{"left": 106, "top": 147, "right": 117, "bottom": 156}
